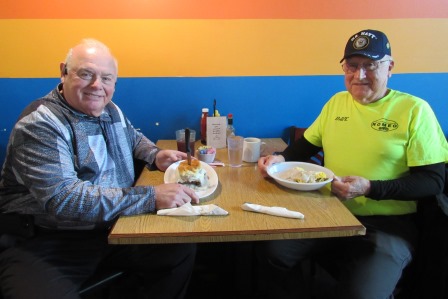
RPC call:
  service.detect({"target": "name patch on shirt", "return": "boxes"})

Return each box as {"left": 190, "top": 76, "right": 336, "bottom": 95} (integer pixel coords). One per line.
{"left": 335, "top": 116, "right": 349, "bottom": 121}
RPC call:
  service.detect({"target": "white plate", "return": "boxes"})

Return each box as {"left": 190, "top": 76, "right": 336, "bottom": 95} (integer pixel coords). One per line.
{"left": 164, "top": 160, "right": 219, "bottom": 199}
{"left": 267, "top": 162, "right": 334, "bottom": 191}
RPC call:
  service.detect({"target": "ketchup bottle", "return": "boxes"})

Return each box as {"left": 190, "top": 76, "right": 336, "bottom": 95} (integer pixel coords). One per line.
{"left": 200, "top": 108, "right": 209, "bottom": 144}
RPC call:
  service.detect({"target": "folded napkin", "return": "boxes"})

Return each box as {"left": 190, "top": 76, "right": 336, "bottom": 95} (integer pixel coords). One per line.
{"left": 208, "top": 161, "right": 225, "bottom": 167}
{"left": 157, "top": 202, "right": 228, "bottom": 216}
{"left": 241, "top": 203, "right": 304, "bottom": 219}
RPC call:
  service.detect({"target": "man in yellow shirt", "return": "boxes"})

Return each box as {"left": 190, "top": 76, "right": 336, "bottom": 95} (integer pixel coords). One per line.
{"left": 258, "top": 29, "right": 448, "bottom": 299}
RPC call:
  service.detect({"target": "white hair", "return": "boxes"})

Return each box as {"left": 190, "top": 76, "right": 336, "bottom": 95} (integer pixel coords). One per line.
{"left": 384, "top": 54, "right": 394, "bottom": 62}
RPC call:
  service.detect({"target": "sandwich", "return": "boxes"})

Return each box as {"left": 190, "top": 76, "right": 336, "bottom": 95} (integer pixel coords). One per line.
{"left": 177, "top": 159, "right": 208, "bottom": 190}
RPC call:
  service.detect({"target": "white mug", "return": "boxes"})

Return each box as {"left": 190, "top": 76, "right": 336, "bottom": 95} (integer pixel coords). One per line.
{"left": 242, "top": 137, "right": 266, "bottom": 162}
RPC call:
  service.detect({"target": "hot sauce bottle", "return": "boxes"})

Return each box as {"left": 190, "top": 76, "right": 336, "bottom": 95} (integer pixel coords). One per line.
{"left": 200, "top": 108, "right": 209, "bottom": 144}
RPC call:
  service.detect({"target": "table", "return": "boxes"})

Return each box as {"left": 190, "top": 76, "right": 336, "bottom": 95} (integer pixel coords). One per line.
{"left": 108, "top": 138, "right": 365, "bottom": 244}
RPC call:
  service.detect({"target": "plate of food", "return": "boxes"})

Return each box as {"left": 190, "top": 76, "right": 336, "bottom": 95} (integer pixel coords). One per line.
{"left": 267, "top": 162, "right": 334, "bottom": 191}
{"left": 164, "top": 159, "right": 219, "bottom": 199}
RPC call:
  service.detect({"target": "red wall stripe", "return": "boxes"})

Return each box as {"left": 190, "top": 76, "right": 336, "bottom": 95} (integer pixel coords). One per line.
{"left": 2, "top": 0, "right": 448, "bottom": 19}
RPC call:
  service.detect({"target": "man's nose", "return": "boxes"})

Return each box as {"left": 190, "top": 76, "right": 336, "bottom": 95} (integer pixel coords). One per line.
{"left": 90, "top": 75, "right": 103, "bottom": 87}
{"left": 355, "top": 67, "right": 367, "bottom": 79}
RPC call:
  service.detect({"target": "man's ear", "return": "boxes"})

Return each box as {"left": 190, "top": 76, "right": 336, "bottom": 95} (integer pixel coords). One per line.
{"left": 388, "top": 60, "right": 395, "bottom": 71}
{"left": 59, "top": 63, "right": 67, "bottom": 83}
{"left": 60, "top": 63, "right": 67, "bottom": 76}
{"left": 388, "top": 60, "right": 394, "bottom": 78}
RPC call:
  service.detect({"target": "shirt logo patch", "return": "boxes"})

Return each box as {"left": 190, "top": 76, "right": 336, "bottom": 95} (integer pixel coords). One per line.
{"left": 371, "top": 118, "right": 398, "bottom": 132}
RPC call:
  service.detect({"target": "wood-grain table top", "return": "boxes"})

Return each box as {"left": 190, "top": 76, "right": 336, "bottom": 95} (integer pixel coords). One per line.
{"left": 108, "top": 138, "right": 365, "bottom": 244}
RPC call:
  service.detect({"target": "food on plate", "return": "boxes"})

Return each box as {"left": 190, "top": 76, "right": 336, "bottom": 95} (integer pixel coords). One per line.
{"left": 177, "top": 159, "right": 209, "bottom": 190}
{"left": 281, "top": 167, "right": 329, "bottom": 184}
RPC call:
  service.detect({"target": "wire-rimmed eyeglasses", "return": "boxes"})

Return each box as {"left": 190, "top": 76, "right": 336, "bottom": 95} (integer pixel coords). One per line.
{"left": 73, "top": 68, "right": 116, "bottom": 86}
{"left": 341, "top": 60, "right": 391, "bottom": 74}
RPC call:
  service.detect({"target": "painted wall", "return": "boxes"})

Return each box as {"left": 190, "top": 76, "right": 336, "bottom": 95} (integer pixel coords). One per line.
{"left": 1, "top": 0, "right": 447, "bottom": 163}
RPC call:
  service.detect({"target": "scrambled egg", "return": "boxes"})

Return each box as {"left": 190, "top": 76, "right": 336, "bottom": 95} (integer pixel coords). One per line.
{"left": 285, "top": 167, "right": 328, "bottom": 184}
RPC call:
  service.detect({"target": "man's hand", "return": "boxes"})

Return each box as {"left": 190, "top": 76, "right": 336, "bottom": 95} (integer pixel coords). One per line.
{"left": 257, "top": 155, "right": 285, "bottom": 177}
{"left": 155, "top": 150, "right": 186, "bottom": 171}
{"left": 331, "top": 176, "right": 371, "bottom": 200}
{"left": 154, "top": 183, "right": 200, "bottom": 210}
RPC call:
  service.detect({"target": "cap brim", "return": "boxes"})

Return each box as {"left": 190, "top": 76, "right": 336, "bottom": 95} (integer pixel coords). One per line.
{"left": 340, "top": 52, "right": 386, "bottom": 63}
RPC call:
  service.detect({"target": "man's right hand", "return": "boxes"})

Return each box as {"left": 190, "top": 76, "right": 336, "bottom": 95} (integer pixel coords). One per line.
{"left": 257, "top": 154, "right": 285, "bottom": 177}
{"left": 154, "top": 183, "right": 199, "bottom": 210}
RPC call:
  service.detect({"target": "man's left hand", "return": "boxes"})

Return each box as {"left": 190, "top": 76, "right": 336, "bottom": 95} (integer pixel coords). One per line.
{"left": 155, "top": 150, "right": 187, "bottom": 171}
{"left": 331, "top": 175, "right": 371, "bottom": 200}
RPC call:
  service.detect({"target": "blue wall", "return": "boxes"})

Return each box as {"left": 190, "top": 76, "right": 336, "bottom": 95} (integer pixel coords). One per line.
{"left": 1, "top": 73, "right": 447, "bottom": 164}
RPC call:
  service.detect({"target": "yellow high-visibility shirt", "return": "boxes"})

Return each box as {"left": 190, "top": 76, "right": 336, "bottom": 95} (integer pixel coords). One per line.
{"left": 305, "top": 89, "right": 448, "bottom": 216}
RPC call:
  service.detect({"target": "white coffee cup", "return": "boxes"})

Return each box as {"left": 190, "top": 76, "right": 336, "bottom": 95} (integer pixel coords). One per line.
{"left": 243, "top": 137, "right": 266, "bottom": 163}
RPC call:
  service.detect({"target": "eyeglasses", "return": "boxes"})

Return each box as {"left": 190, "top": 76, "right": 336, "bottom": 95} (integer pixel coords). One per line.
{"left": 73, "top": 68, "right": 116, "bottom": 86}
{"left": 341, "top": 60, "right": 391, "bottom": 74}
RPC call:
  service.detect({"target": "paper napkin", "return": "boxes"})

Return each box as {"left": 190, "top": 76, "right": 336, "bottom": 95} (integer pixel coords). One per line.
{"left": 241, "top": 203, "right": 304, "bottom": 219}
{"left": 208, "top": 161, "right": 225, "bottom": 167}
{"left": 157, "top": 202, "right": 228, "bottom": 216}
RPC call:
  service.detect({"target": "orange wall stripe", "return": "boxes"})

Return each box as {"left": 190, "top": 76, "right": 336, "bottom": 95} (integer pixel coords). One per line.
{"left": 2, "top": 0, "right": 448, "bottom": 19}
{"left": 2, "top": 19, "right": 448, "bottom": 78}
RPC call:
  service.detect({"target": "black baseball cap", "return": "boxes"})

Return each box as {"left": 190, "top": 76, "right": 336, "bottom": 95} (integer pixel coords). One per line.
{"left": 340, "top": 29, "right": 391, "bottom": 63}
